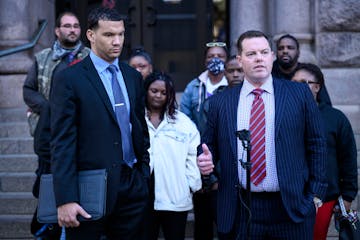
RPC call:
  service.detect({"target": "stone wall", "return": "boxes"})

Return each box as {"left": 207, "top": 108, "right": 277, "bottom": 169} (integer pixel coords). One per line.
{"left": 315, "top": 0, "right": 360, "bottom": 162}
{"left": 316, "top": 0, "right": 360, "bottom": 67}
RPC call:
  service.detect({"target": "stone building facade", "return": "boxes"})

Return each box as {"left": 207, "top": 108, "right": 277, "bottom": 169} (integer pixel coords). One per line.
{"left": 0, "top": 0, "right": 358, "bottom": 238}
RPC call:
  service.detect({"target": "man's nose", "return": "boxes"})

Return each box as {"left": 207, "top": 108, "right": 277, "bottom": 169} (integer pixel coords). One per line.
{"left": 255, "top": 53, "right": 264, "bottom": 62}
{"left": 113, "top": 36, "right": 121, "bottom": 45}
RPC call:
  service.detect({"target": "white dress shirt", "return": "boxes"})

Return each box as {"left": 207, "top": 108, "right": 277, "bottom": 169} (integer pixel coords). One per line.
{"left": 237, "top": 77, "right": 279, "bottom": 192}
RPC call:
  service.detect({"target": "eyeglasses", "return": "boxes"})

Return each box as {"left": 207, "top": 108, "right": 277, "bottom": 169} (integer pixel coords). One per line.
{"left": 60, "top": 24, "right": 80, "bottom": 29}
{"left": 206, "top": 42, "right": 227, "bottom": 48}
{"left": 296, "top": 79, "right": 319, "bottom": 85}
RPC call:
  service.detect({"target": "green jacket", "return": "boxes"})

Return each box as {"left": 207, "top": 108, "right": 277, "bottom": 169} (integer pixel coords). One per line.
{"left": 24, "top": 44, "right": 90, "bottom": 136}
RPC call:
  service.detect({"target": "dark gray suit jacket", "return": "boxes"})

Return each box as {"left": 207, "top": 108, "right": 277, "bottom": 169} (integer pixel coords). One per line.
{"left": 50, "top": 56, "right": 150, "bottom": 214}
{"left": 200, "top": 77, "right": 327, "bottom": 233}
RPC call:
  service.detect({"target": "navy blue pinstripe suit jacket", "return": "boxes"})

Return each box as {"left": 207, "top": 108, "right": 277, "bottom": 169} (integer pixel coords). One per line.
{"left": 201, "top": 77, "right": 327, "bottom": 233}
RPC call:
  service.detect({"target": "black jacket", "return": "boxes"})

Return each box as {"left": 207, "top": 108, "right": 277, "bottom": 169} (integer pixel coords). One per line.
{"left": 319, "top": 103, "right": 358, "bottom": 202}
{"left": 272, "top": 60, "right": 332, "bottom": 106}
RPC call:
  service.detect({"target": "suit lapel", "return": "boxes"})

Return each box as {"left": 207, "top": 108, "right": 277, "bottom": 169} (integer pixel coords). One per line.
{"left": 82, "top": 57, "right": 117, "bottom": 123}
{"left": 273, "top": 78, "right": 286, "bottom": 139}
{"left": 227, "top": 84, "right": 242, "bottom": 160}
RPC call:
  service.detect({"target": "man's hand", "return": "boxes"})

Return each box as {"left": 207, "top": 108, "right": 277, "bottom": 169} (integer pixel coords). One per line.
{"left": 197, "top": 143, "right": 214, "bottom": 175}
{"left": 343, "top": 199, "right": 352, "bottom": 212}
{"left": 57, "top": 202, "right": 91, "bottom": 228}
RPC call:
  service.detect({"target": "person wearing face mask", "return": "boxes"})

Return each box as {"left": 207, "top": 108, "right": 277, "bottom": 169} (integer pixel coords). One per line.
{"left": 180, "top": 41, "right": 228, "bottom": 240}
{"left": 181, "top": 41, "right": 228, "bottom": 137}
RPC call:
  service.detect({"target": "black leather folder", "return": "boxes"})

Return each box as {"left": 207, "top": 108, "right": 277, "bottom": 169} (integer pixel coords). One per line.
{"left": 37, "top": 169, "right": 107, "bottom": 223}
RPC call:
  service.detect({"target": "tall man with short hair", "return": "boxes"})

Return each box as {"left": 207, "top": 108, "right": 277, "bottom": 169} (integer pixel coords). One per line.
{"left": 197, "top": 30, "right": 327, "bottom": 239}
{"left": 50, "top": 7, "right": 150, "bottom": 239}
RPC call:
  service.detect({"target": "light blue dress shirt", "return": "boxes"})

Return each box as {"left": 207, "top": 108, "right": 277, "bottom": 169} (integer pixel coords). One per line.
{"left": 89, "top": 51, "right": 130, "bottom": 116}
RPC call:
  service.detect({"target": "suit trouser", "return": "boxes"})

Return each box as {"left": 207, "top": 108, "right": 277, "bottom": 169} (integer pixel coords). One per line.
{"left": 65, "top": 165, "right": 149, "bottom": 240}
{"left": 218, "top": 190, "right": 315, "bottom": 240}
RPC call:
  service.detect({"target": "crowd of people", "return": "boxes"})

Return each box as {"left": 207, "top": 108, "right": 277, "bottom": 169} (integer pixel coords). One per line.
{"left": 23, "top": 6, "right": 357, "bottom": 240}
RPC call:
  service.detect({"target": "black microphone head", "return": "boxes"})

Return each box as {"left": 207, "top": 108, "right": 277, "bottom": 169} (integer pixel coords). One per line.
{"left": 236, "top": 129, "right": 250, "bottom": 141}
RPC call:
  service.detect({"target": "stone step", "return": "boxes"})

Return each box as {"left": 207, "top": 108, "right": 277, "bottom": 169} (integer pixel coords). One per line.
{"left": 0, "top": 172, "right": 36, "bottom": 192}
{"left": 327, "top": 216, "right": 339, "bottom": 238}
{"left": 0, "top": 107, "right": 28, "bottom": 123}
{"left": 0, "top": 192, "right": 37, "bottom": 215}
{"left": 0, "top": 154, "right": 37, "bottom": 173}
{"left": 0, "top": 214, "right": 33, "bottom": 239}
{"left": 0, "top": 121, "right": 31, "bottom": 138}
{"left": 0, "top": 137, "right": 34, "bottom": 155}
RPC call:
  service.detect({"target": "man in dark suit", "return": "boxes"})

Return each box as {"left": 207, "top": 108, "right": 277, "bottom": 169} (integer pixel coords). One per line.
{"left": 197, "top": 30, "right": 327, "bottom": 239}
{"left": 50, "top": 7, "right": 149, "bottom": 240}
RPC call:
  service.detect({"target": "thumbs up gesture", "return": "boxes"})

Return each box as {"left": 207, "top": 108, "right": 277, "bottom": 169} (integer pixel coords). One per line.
{"left": 197, "top": 143, "right": 214, "bottom": 175}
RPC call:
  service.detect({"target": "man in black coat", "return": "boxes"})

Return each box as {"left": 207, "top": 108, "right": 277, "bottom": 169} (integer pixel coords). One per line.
{"left": 50, "top": 7, "right": 150, "bottom": 239}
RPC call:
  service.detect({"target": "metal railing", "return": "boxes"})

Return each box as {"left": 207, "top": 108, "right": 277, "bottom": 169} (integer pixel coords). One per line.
{"left": 0, "top": 19, "right": 47, "bottom": 58}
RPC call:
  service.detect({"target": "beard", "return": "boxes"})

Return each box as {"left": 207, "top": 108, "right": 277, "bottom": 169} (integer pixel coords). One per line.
{"left": 61, "top": 35, "right": 81, "bottom": 48}
{"left": 278, "top": 55, "right": 299, "bottom": 70}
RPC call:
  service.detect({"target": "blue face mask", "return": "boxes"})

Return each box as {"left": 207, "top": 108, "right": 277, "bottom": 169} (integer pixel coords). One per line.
{"left": 206, "top": 57, "right": 225, "bottom": 76}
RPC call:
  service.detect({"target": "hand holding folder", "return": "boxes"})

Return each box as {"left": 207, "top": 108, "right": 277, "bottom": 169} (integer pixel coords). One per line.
{"left": 37, "top": 169, "right": 107, "bottom": 224}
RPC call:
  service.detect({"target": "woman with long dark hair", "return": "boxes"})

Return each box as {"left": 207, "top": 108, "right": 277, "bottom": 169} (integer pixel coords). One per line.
{"left": 144, "top": 71, "right": 202, "bottom": 240}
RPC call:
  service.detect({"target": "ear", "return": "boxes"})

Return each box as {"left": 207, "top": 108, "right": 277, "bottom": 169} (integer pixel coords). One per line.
{"left": 236, "top": 55, "right": 242, "bottom": 67}
{"left": 87, "top": 29, "right": 96, "bottom": 45}
{"left": 55, "top": 27, "right": 60, "bottom": 39}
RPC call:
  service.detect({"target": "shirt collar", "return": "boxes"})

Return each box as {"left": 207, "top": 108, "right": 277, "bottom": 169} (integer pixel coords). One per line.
{"left": 90, "top": 51, "right": 119, "bottom": 74}
{"left": 243, "top": 75, "right": 274, "bottom": 96}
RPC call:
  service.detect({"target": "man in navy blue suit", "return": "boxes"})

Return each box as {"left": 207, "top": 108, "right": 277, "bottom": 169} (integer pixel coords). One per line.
{"left": 197, "top": 30, "right": 327, "bottom": 239}
{"left": 50, "top": 7, "right": 149, "bottom": 240}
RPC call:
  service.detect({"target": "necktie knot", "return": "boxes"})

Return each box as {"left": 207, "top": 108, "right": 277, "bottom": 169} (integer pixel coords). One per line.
{"left": 108, "top": 64, "right": 117, "bottom": 74}
{"left": 252, "top": 88, "right": 264, "bottom": 97}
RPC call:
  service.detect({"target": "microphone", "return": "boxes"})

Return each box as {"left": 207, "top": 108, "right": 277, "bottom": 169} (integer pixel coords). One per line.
{"left": 235, "top": 129, "right": 251, "bottom": 170}
{"left": 236, "top": 129, "right": 250, "bottom": 149}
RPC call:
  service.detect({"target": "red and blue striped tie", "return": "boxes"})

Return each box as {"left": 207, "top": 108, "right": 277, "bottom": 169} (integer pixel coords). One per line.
{"left": 249, "top": 88, "right": 266, "bottom": 185}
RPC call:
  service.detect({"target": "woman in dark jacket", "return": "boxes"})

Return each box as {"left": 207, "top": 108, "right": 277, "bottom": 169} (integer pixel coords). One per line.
{"left": 292, "top": 63, "right": 358, "bottom": 240}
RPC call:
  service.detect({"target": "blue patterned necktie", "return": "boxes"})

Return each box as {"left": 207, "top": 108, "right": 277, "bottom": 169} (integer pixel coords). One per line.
{"left": 108, "top": 64, "right": 135, "bottom": 167}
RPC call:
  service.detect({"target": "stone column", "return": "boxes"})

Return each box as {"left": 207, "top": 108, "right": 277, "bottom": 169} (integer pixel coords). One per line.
{"left": 229, "top": 0, "right": 268, "bottom": 54}
{"left": 272, "top": 0, "right": 316, "bottom": 63}
{"left": 0, "top": 0, "right": 33, "bottom": 73}
{"left": 0, "top": 0, "right": 54, "bottom": 108}
{"left": 0, "top": 0, "right": 54, "bottom": 74}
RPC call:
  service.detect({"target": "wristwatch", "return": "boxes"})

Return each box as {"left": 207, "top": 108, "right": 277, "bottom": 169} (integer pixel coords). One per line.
{"left": 313, "top": 197, "right": 323, "bottom": 208}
